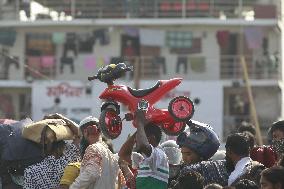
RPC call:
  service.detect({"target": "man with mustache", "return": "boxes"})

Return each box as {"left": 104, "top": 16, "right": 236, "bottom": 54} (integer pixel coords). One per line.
{"left": 70, "top": 116, "right": 120, "bottom": 189}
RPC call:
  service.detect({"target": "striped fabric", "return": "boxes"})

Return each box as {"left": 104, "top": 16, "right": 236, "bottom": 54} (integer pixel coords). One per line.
{"left": 136, "top": 146, "right": 169, "bottom": 189}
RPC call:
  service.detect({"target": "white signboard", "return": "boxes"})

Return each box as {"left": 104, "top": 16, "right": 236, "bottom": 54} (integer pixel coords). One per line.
{"left": 32, "top": 81, "right": 94, "bottom": 122}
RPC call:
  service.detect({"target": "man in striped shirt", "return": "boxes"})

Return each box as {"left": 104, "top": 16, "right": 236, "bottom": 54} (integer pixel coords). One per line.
{"left": 119, "top": 110, "right": 169, "bottom": 189}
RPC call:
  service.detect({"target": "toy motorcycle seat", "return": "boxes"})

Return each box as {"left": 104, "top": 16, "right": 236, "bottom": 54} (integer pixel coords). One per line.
{"left": 128, "top": 81, "right": 161, "bottom": 97}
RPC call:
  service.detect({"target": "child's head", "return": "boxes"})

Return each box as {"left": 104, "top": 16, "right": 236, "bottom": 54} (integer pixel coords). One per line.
{"left": 171, "top": 170, "right": 204, "bottom": 189}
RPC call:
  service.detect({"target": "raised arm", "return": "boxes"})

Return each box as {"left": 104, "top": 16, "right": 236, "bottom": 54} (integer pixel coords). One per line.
{"left": 118, "top": 132, "right": 137, "bottom": 189}
{"left": 118, "top": 132, "right": 136, "bottom": 164}
{"left": 135, "top": 110, "right": 152, "bottom": 157}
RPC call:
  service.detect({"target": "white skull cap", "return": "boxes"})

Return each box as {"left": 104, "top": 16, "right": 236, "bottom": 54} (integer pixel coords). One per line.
{"left": 161, "top": 140, "right": 179, "bottom": 148}
{"left": 79, "top": 116, "right": 99, "bottom": 128}
{"left": 161, "top": 140, "right": 182, "bottom": 165}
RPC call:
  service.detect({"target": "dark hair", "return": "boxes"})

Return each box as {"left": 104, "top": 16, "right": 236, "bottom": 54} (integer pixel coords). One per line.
{"left": 261, "top": 166, "right": 284, "bottom": 189}
{"left": 243, "top": 131, "right": 255, "bottom": 149}
{"left": 238, "top": 122, "right": 256, "bottom": 136}
{"left": 52, "top": 140, "right": 66, "bottom": 150}
{"left": 172, "top": 170, "right": 204, "bottom": 189}
{"left": 270, "top": 120, "right": 284, "bottom": 134}
{"left": 144, "top": 123, "right": 162, "bottom": 144}
{"left": 225, "top": 133, "right": 250, "bottom": 156}
{"left": 234, "top": 179, "right": 258, "bottom": 189}
{"left": 45, "top": 140, "right": 66, "bottom": 157}
{"left": 204, "top": 183, "right": 223, "bottom": 189}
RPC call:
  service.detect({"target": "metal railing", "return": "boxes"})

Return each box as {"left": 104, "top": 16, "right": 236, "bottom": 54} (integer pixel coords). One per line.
{"left": 0, "top": 0, "right": 280, "bottom": 21}
{"left": 0, "top": 54, "right": 281, "bottom": 80}
{"left": 220, "top": 55, "right": 280, "bottom": 80}
{"left": 88, "top": 55, "right": 281, "bottom": 80}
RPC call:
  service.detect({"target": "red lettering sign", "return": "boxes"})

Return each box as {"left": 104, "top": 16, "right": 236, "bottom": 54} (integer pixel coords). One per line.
{"left": 47, "top": 83, "right": 84, "bottom": 97}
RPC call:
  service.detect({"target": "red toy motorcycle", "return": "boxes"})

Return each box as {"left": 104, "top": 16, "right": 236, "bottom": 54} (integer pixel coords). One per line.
{"left": 88, "top": 63, "right": 194, "bottom": 139}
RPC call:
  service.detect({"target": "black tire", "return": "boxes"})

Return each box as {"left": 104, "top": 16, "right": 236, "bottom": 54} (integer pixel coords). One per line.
{"left": 161, "top": 122, "right": 186, "bottom": 136}
{"left": 99, "top": 108, "right": 122, "bottom": 139}
{"left": 101, "top": 101, "right": 120, "bottom": 114}
{"left": 168, "top": 96, "right": 194, "bottom": 121}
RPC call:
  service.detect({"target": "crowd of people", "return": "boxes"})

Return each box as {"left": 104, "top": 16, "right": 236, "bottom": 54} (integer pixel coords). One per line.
{"left": 1, "top": 110, "right": 284, "bottom": 189}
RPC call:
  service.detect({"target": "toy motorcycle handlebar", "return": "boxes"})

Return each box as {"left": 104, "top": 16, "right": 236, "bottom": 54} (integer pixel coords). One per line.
{"left": 88, "top": 75, "right": 98, "bottom": 81}
{"left": 124, "top": 67, "right": 133, "bottom": 71}
{"left": 88, "top": 63, "right": 133, "bottom": 84}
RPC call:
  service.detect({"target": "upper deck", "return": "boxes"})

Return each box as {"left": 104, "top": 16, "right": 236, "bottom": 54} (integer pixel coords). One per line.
{"left": 0, "top": 0, "right": 281, "bottom": 23}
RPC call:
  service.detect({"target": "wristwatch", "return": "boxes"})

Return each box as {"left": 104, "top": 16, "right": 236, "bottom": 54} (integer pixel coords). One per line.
{"left": 137, "top": 99, "right": 149, "bottom": 111}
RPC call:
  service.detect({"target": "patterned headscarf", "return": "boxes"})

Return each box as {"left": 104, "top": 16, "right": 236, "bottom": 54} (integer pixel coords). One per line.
{"left": 272, "top": 139, "right": 284, "bottom": 154}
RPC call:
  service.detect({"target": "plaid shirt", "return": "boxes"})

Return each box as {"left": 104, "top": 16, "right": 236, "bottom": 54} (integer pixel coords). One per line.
{"left": 24, "top": 142, "right": 80, "bottom": 189}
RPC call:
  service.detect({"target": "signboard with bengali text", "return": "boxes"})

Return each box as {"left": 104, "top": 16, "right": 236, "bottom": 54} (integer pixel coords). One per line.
{"left": 32, "top": 81, "right": 94, "bottom": 122}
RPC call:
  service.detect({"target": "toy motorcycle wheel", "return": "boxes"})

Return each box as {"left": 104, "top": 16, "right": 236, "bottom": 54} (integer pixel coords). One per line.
{"left": 168, "top": 96, "right": 194, "bottom": 121}
{"left": 99, "top": 108, "right": 122, "bottom": 139}
{"left": 161, "top": 122, "right": 186, "bottom": 136}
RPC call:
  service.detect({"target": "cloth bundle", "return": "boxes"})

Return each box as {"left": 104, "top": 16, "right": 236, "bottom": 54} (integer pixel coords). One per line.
{"left": 22, "top": 114, "right": 78, "bottom": 144}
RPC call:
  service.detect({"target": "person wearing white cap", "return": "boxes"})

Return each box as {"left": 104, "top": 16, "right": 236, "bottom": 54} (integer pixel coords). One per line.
{"left": 161, "top": 140, "right": 182, "bottom": 186}
{"left": 70, "top": 116, "right": 119, "bottom": 189}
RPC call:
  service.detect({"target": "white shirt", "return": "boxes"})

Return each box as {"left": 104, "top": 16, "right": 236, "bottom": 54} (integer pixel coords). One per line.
{"left": 136, "top": 145, "right": 169, "bottom": 183}
{"left": 228, "top": 157, "right": 252, "bottom": 186}
{"left": 70, "top": 141, "right": 119, "bottom": 189}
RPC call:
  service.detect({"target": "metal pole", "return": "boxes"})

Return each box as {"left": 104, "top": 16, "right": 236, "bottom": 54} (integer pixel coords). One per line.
{"left": 154, "top": 0, "right": 158, "bottom": 18}
{"left": 238, "top": 0, "right": 262, "bottom": 145}
{"left": 182, "top": 0, "right": 186, "bottom": 18}
{"left": 209, "top": 0, "right": 214, "bottom": 17}
{"left": 240, "top": 56, "right": 263, "bottom": 145}
{"left": 239, "top": 0, "right": 242, "bottom": 19}
{"left": 15, "top": 0, "right": 20, "bottom": 19}
{"left": 71, "top": 0, "right": 75, "bottom": 18}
